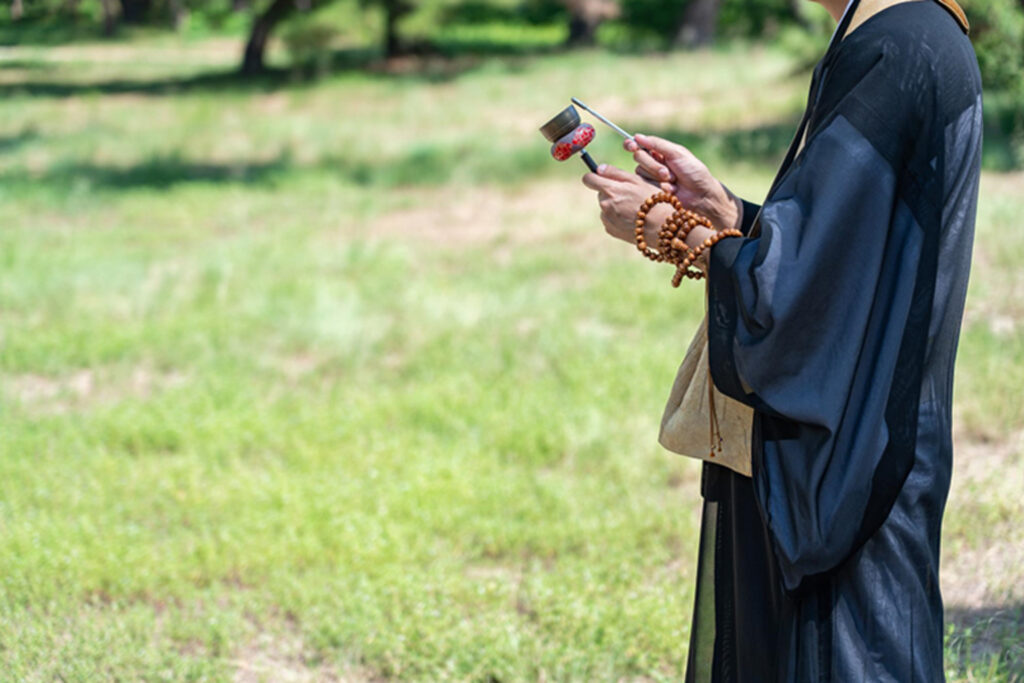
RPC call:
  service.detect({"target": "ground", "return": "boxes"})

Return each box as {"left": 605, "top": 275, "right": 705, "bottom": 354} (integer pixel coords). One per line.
{"left": 0, "top": 38, "right": 1021, "bottom": 681}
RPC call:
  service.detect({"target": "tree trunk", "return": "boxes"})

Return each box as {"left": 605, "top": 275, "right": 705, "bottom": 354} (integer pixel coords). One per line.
{"left": 100, "top": 0, "right": 118, "bottom": 35}
{"left": 119, "top": 0, "right": 151, "bottom": 24}
{"left": 674, "top": 0, "right": 722, "bottom": 47}
{"left": 169, "top": 0, "right": 186, "bottom": 29}
{"left": 241, "top": 0, "right": 297, "bottom": 75}
{"left": 382, "top": 0, "right": 412, "bottom": 58}
{"left": 565, "top": 11, "right": 598, "bottom": 46}
{"left": 563, "top": 0, "right": 616, "bottom": 48}
{"left": 11, "top": 0, "right": 23, "bottom": 20}
{"left": 62, "top": 0, "right": 82, "bottom": 19}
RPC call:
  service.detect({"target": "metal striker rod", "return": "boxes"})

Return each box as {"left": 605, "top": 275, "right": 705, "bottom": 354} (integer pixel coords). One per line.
{"left": 571, "top": 97, "right": 634, "bottom": 141}
{"left": 571, "top": 97, "right": 670, "bottom": 177}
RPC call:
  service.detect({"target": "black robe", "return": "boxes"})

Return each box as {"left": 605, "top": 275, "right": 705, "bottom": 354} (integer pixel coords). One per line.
{"left": 686, "top": 1, "right": 982, "bottom": 680}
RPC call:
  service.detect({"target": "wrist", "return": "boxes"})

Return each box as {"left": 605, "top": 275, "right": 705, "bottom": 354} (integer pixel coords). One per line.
{"left": 645, "top": 203, "right": 674, "bottom": 247}
{"left": 717, "top": 185, "right": 742, "bottom": 233}
{"left": 685, "top": 225, "right": 715, "bottom": 250}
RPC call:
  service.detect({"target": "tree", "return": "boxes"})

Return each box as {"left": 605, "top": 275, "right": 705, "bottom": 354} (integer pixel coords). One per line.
{"left": 564, "top": 0, "right": 618, "bottom": 46}
{"left": 674, "top": 0, "right": 723, "bottom": 46}
{"left": 239, "top": 0, "right": 420, "bottom": 75}
{"left": 241, "top": 0, "right": 302, "bottom": 74}
{"left": 100, "top": 0, "right": 118, "bottom": 35}
{"left": 119, "top": 0, "right": 152, "bottom": 23}
{"left": 379, "top": 0, "right": 413, "bottom": 56}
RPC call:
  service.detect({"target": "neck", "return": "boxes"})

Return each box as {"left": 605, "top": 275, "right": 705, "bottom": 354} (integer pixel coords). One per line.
{"left": 818, "top": 0, "right": 851, "bottom": 21}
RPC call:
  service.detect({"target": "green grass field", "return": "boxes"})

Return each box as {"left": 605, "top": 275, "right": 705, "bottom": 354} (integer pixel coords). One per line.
{"left": 0, "top": 38, "right": 1021, "bottom": 681}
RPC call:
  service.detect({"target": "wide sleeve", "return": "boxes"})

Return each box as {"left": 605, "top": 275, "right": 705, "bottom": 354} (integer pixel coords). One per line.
{"left": 704, "top": 104, "right": 929, "bottom": 592}
{"left": 737, "top": 198, "right": 761, "bottom": 236}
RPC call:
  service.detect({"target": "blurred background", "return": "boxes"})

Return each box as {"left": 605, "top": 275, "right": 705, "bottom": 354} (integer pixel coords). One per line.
{"left": 0, "top": 0, "right": 1021, "bottom": 680}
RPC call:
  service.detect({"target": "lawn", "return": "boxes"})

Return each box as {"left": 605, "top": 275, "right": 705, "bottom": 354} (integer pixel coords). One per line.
{"left": 0, "top": 37, "right": 1021, "bottom": 681}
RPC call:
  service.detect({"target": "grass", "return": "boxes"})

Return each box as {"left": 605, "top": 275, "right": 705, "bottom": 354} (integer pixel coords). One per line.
{"left": 0, "top": 36, "right": 1021, "bottom": 681}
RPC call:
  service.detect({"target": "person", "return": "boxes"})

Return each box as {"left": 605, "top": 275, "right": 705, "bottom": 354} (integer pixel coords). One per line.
{"left": 581, "top": 0, "right": 982, "bottom": 679}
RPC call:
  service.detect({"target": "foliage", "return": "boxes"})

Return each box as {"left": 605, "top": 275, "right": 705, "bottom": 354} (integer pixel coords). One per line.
{"left": 962, "top": 0, "right": 1024, "bottom": 92}
{"left": 280, "top": 13, "right": 340, "bottom": 74}
{"left": 716, "top": 0, "right": 806, "bottom": 39}
{"left": 961, "top": 0, "right": 1024, "bottom": 166}
{"left": 614, "top": 0, "right": 688, "bottom": 45}
{"left": 1, "top": 0, "right": 1022, "bottom": 94}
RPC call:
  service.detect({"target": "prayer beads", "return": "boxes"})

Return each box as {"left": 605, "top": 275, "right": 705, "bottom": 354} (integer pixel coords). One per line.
{"left": 633, "top": 192, "right": 743, "bottom": 287}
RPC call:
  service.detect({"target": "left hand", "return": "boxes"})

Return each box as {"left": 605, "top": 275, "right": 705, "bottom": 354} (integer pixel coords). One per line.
{"left": 581, "top": 164, "right": 666, "bottom": 245}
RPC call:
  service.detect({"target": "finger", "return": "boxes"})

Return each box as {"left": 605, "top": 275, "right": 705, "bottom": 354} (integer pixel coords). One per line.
{"left": 635, "top": 165, "right": 660, "bottom": 183}
{"left": 582, "top": 172, "right": 612, "bottom": 191}
{"left": 637, "top": 167, "right": 669, "bottom": 189}
{"left": 633, "top": 148, "right": 674, "bottom": 182}
{"left": 634, "top": 133, "right": 698, "bottom": 165}
{"left": 596, "top": 163, "right": 635, "bottom": 182}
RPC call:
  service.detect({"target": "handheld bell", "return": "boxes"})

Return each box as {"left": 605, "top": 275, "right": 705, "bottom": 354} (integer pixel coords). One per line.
{"left": 539, "top": 105, "right": 599, "bottom": 172}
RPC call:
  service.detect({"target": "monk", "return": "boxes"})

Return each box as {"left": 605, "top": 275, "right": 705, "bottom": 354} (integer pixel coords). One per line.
{"left": 581, "top": 0, "right": 982, "bottom": 679}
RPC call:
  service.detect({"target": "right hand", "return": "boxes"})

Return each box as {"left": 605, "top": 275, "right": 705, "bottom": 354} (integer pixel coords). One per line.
{"left": 625, "top": 133, "right": 741, "bottom": 233}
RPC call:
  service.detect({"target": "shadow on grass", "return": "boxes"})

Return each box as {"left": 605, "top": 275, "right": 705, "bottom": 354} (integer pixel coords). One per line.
{"left": 0, "top": 128, "right": 40, "bottom": 153}
{"left": 17, "top": 155, "right": 297, "bottom": 190}
{"left": 0, "top": 45, "right": 544, "bottom": 100}
{"left": 0, "top": 68, "right": 297, "bottom": 100}
{"left": 0, "top": 143, "right": 555, "bottom": 192}
{"left": 0, "top": 58, "right": 56, "bottom": 71}
{"left": 945, "top": 603, "right": 1024, "bottom": 678}
{"left": 0, "top": 119, "right": 807, "bottom": 195}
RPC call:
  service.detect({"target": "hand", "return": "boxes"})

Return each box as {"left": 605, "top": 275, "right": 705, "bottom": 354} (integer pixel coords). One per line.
{"left": 625, "top": 133, "right": 741, "bottom": 233}
{"left": 581, "top": 163, "right": 668, "bottom": 246}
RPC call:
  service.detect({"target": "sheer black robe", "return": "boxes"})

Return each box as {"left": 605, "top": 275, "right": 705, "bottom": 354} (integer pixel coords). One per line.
{"left": 685, "top": 1, "right": 982, "bottom": 680}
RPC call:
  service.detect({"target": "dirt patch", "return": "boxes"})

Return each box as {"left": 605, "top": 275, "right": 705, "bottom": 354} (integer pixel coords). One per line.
{"left": 942, "top": 428, "right": 1024, "bottom": 608}
{"left": 232, "top": 632, "right": 337, "bottom": 683}
{"left": 231, "top": 620, "right": 381, "bottom": 683}
{"left": 3, "top": 365, "right": 188, "bottom": 415}
{"left": 464, "top": 562, "right": 523, "bottom": 583}
{"left": 979, "top": 171, "right": 1024, "bottom": 196}
{"left": 269, "top": 353, "right": 321, "bottom": 382}
{"left": 951, "top": 425, "right": 1024, "bottom": 486}
{"left": 352, "top": 180, "right": 615, "bottom": 260}
{"left": 939, "top": 428, "right": 1023, "bottom": 674}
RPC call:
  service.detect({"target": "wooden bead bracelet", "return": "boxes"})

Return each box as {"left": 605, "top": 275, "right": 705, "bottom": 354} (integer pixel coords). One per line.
{"left": 634, "top": 192, "right": 743, "bottom": 287}
{"left": 634, "top": 191, "right": 683, "bottom": 262}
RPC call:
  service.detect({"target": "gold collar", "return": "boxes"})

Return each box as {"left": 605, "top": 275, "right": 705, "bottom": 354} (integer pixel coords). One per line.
{"left": 843, "top": 0, "right": 969, "bottom": 38}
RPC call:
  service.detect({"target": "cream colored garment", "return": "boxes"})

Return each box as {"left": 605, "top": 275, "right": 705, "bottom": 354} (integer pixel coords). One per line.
{"left": 659, "top": 313, "right": 754, "bottom": 477}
